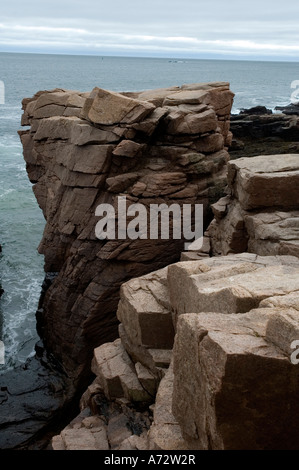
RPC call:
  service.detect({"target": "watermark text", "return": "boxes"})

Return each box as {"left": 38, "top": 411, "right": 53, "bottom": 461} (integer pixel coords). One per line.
{"left": 291, "top": 340, "right": 299, "bottom": 365}
{"left": 95, "top": 196, "right": 204, "bottom": 250}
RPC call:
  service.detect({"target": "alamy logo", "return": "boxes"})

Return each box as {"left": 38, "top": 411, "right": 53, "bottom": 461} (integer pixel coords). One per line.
{"left": 0, "top": 341, "right": 4, "bottom": 365}
{"left": 291, "top": 80, "right": 299, "bottom": 104}
{"left": 95, "top": 196, "right": 204, "bottom": 250}
{"left": 0, "top": 81, "right": 5, "bottom": 105}
{"left": 290, "top": 340, "right": 299, "bottom": 365}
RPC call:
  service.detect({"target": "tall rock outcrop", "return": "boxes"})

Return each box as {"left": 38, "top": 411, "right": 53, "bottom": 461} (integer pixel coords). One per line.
{"left": 19, "top": 82, "right": 234, "bottom": 387}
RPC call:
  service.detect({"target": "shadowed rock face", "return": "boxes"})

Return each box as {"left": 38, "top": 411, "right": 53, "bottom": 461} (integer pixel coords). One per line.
{"left": 19, "top": 83, "right": 234, "bottom": 387}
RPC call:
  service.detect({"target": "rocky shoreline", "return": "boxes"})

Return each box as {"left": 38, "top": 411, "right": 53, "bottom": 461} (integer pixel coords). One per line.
{"left": 229, "top": 104, "right": 299, "bottom": 159}
{"left": 0, "top": 85, "right": 299, "bottom": 449}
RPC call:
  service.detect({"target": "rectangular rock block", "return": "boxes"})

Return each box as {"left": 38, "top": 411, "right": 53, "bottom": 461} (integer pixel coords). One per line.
{"left": 228, "top": 154, "right": 299, "bottom": 210}
{"left": 172, "top": 310, "right": 299, "bottom": 450}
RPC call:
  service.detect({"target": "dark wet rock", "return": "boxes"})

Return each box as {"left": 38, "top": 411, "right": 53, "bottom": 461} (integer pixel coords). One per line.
{"left": 0, "top": 353, "right": 74, "bottom": 450}
{"left": 240, "top": 105, "right": 273, "bottom": 115}
{"left": 229, "top": 106, "right": 299, "bottom": 159}
{"left": 275, "top": 103, "right": 299, "bottom": 115}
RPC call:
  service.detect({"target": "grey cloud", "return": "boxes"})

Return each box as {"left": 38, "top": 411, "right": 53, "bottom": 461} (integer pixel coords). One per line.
{"left": 1, "top": 0, "right": 299, "bottom": 59}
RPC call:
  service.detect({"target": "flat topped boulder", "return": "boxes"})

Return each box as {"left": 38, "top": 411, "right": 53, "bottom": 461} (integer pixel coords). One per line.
{"left": 81, "top": 87, "right": 155, "bottom": 125}
{"left": 127, "top": 82, "right": 230, "bottom": 107}
{"left": 228, "top": 154, "right": 299, "bottom": 210}
{"left": 168, "top": 254, "right": 299, "bottom": 317}
{"left": 181, "top": 81, "right": 230, "bottom": 91}
{"left": 128, "top": 86, "right": 180, "bottom": 106}
{"left": 229, "top": 153, "right": 299, "bottom": 175}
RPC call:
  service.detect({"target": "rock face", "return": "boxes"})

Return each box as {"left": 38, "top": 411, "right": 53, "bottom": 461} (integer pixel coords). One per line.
{"left": 51, "top": 153, "right": 299, "bottom": 450}
{"left": 52, "top": 253, "right": 299, "bottom": 450}
{"left": 19, "top": 83, "right": 234, "bottom": 387}
{"left": 188, "top": 154, "right": 299, "bottom": 259}
{"left": 52, "top": 400, "right": 151, "bottom": 451}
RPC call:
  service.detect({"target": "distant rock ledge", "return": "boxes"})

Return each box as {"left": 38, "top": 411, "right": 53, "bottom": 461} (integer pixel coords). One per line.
{"left": 229, "top": 104, "right": 299, "bottom": 158}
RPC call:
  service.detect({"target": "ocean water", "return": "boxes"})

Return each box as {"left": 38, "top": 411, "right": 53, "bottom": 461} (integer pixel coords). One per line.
{"left": 0, "top": 52, "right": 298, "bottom": 370}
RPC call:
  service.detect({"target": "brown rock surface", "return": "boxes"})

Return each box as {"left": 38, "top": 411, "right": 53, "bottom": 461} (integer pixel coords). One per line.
{"left": 91, "top": 339, "right": 152, "bottom": 404}
{"left": 148, "top": 362, "right": 188, "bottom": 450}
{"left": 167, "top": 254, "right": 299, "bottom": 449}
{"left": 51, "top": 409, "right": 109, "bottom": 450}
{"left": 47, "top": 138, "right": 299, "bottom": 450}
{"left": 81, "top": 87, "right": 155, "bottom": 125}
{"left": 52, "top": 398, "right": 151, "bottom": 450}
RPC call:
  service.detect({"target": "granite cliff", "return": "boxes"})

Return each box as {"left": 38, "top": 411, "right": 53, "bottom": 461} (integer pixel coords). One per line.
{"left": 4, "top": 82, "right": 298, "bottom": 450}
{"left": 1, "top": 82, "right": 234, "bottom": 448}
{"left": 19, "top": 82, "right": 233, "bottom": 389}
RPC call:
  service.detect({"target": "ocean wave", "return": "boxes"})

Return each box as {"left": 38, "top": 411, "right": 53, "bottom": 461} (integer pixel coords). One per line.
{"left": 0, "top": 115, "right": 21, "bottom": 122}
{"left": 0, "top": 188, "right": 16, "bottom": 199}
{"left": 0, "top": 142, "right": 22, "bottom": 150}
{"left": 231, "top": 107, "right": 241, "bottom": 115}
{"left": 0, "top": 274, "right": 42, "bottom": 369}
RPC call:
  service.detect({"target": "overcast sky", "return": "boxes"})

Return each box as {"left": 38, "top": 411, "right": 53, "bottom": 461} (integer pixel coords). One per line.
{"left": 1, "top": 0, "right": 299, "bottom": 60}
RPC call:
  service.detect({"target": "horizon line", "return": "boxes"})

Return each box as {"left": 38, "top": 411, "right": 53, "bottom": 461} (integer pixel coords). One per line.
{"left": 0, "top": 49, "right": 299, "bottom": 64}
